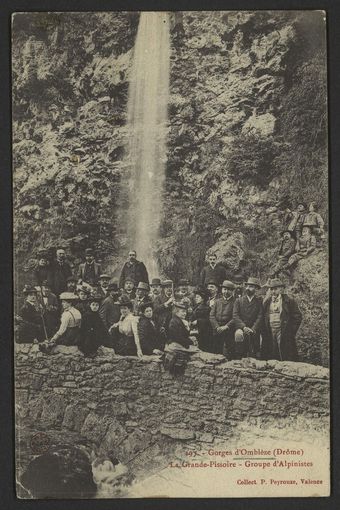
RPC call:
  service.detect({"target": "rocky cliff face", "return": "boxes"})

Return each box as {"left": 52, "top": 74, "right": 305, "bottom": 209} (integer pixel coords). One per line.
{"left": 12, "top": 11, "right": 328, "bottom": 365}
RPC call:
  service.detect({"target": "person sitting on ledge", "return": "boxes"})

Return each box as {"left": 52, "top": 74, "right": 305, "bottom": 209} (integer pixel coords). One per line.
{"left": 79, "top": 293, "right": 109, "bottom": 357}
{"left": 40, "top": 292, "right": 81, "bottom": 352}
{"left": 137, "top": 301, "right": 164, "bottom": 354}
{"left": 109, "top": 296, "right": 142, "bottom": 358}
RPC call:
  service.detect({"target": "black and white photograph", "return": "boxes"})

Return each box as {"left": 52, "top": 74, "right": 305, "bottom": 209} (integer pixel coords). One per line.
{"left": 12, "top": 10, "right": 329, "bottom": 498}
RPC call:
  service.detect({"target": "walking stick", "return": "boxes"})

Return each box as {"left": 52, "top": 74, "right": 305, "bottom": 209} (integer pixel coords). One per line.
{"left": 38, "top": 286, "right": 49, "bottom": 341}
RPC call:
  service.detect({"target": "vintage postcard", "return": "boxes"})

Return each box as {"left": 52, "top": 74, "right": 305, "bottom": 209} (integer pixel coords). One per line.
{"left": 13, "top": 11, "right": 329, "bottom": 498}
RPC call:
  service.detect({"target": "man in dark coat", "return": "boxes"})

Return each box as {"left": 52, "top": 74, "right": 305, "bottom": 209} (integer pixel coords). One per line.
{"left": 96, "top": 274, "right": 111, "bottom": 300}
{"left": 99, "top": 282, "right": 121, "bottom": 333}
{"left": 232, "top": 274, "right": 244, "bottom": 300}
{"left": 133, "top": 281, "right": 151, "bottom": 316}
{"left": 210, "top": 280, "right": 236, "bottom": 356}
{"left": 119, "top": 250, "right": 149, "bottom": 288}
{"left": 200, "top": 253, "right": 227, "bottom": 287}
{"left": 77, "top": 248, "right": 101, "bottom": 286}
{"left": 207, "top": 279, "right": 220, "bottom": 308}
{"left": 121, "top": 277, "right": 136, "bottom": 300}
{"left": 33, "top": 249, "right": 54, "bottom": 288}
{"left": 50, "top": 248, "right": 73, "bottom": 296}
{"left": 37, "top": 280, "right": 59, "bottom": 337}
{"left": 233, "top": 277, "right": 263, "bottom": 359}
{"left": 191, "top": 287, "right": 213, "bottom": 353}
{"left": 16, "top": 286, "right": 44, "bottom": 343}
{"left": 261, "top": 279, "right": 302, "bottom": 361}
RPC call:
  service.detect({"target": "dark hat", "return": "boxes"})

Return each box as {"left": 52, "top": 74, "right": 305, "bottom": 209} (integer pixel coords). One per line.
{"left": 233, "top": 274, "right": 244, "bottom": 284}
{"left": 222, "top": 280, "right": 236, "bottom": 290}
{"left": 178, "top": 278, "right": 190, "bottom": 286}
{"left": 206, "top": 279, "right": 219, "bottom": 287}
{"left": 150, "top": 278, "right": 161, "bottom": 286}
{"left": 161, "top": 279, "right": 173, "bottom": 287}
{"left": 107, "top": 282, "right": 119, "bottom": 292}
{"left": 118, "top": 296, "right": 133, "bottom": 308}
{"left": 245, "top": 277, "right": 261, "bottom": 288}
{"left": 136, "top": 281, "right": 150, "bottom": 291}
{"left": 67, "top": 276, "right": 77, "bottom": 283}
{"left": 193, "top": 286, "right": 210, "bottom": 301}
{"left": 269, "top": 278, "right": 285, "bottom": 288}
{"left": 174, "top": 301, "right": 188, "bottom": 310}
{"left": 23, "top": 285, "right": 38, "bottom": 295}
{"left": 297, "top": 201, "right": 306, "bottom": 208}
{"left": 41, "top": 280, "right": 51, "bottom": 288}
{"left": 281, "top": 229, "right": 293, "bottom": 238}
{"left": 140, "top": 301, "right": 154, "bottom": 313}
{"left": 124, "top": 276, "right": 135, "bottom": 284}
{"left": 88, "top": 293, "right": 103, "bottom": 303}
{"left": 85, "top": 248, "right": 94, "bottom": 255}
{"left": 99, "top": 274, "right": 110, "bottom": 280}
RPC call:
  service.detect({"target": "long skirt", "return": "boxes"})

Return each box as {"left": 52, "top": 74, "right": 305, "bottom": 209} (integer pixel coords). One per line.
{"left": 114, "top": 334, "right": 137, "bottom": 356}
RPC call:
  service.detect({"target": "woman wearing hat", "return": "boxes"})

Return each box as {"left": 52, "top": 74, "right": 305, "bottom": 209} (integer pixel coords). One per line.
{"left": 16, "top": 286, "right": 44, "bottom": 343}
{"left": 109, "top": 297, "right": 142, "bottom": 357}
{"left": 137, "top": 302, "right": 163, "bottom": 355}
{"left": 190, "top": 287, "right": 213, "bottom": 352}
{"left": 79, "top": 294, "right": 109, "bottom": 357}
{"left": 46, "top": 292, "right": 81, "bottom": 348}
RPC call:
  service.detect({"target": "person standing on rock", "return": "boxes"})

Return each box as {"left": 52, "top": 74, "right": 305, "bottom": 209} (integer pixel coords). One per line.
{"left": 261, "top": 279, "right": 302, "bottom": 361}
{"left": 285, "top": 202, "right": 306, "bottom": 248}
{"left": 119, "top": 250, "right": 149, "bottom": 289}
{"left": 209, "top": 280, "right": 236, "bottom": 356}
{"left": 303, "top": 202, "right": 325, "bottom": 247}
{"left": 233, "top": 277, "right": 263, "bottom": 359}
{"left": 200, "top": 253, "right": 227, "bottom": 288}
{"left": 270, "top": 230, "right": 296, "bottom": 278}
{"left": 50, "top": 248, "right": 73, "bottom": 297}
{"left": 77, "top": 248, "right": 101, "bottom": 286}
{"left": 286, "top": 224, "right": 317, "bottom": 270}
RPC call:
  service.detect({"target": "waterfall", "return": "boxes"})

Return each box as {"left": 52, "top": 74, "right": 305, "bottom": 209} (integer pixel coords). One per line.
{"left": 125, "top": 12, "right": 170, "bottom": 278}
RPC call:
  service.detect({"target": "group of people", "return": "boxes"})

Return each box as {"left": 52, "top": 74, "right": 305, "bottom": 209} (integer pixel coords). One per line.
{"left": 16, "top": 245, "right": 304, "bottom": 366}
{"left": 270, "top": 201, "right": 325, "bottom": 278}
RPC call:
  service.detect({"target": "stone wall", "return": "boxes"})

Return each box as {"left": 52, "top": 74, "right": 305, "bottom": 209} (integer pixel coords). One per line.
{"left": 15, "top": 344, "right": 329, "bottom": 478}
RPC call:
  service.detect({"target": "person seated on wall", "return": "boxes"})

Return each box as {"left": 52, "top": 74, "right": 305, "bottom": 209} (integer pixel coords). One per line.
{"left": 40, "top": 292, "right": 81, "bottom": 352}
{"left": 137, "top": 302, "right": 164, "bottom": 355}
{"left": 133, "top": 281, "right": 151, "bottom": 316}
{"left": 15, "top": 285, "right": 44, "bottom": 343}
{"left": 79, "top": 293, "right": 110, "bottom": 357}
{"left": 109, "top": 296, "right": 142, "bottom": 358}
{"left": 190, "top": 287, "right": 213, "bottom": 353}
{"left": 121, "top": 277, "right": 136, "bottom": 300}
{"left": 164, "top": 301, "right": 198, "bottom": 375}
{"left": 210, "top": 280, "right": 236, "bottom": 357}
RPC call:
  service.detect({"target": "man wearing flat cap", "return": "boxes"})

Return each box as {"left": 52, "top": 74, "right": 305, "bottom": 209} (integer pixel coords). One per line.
{"left": 233, "top": 277, "right": 264, "bottom": 359}
{"left": 97, "top": 274, "right": 111, "bottom": 300}
{"left": 261, "top": 279, "right": 302, "bottom": 361}
{"left": 210, "top": 280, "right": 236, "bottom": 356}
{"left": 119, "top": 250, "right": 149, "bottom": 289}
{"left": 77, "top": 248, "right": 101, "bottom": 286}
